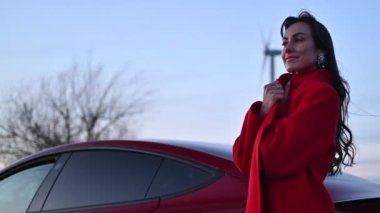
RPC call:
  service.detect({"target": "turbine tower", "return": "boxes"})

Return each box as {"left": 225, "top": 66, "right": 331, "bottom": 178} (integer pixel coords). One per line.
{"left": 264, "top": 47, "right": 281, "bottom": 82}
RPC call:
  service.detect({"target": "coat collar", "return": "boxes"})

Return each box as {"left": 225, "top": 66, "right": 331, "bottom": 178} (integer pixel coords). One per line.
{"left": 277, "top": 68, "right": 332, "bottom": 87}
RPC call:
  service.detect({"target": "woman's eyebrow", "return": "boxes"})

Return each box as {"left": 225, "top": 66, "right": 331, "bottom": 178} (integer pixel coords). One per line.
{"left": 292, "top": 32, "right": 307, "bottom": 37}
{"left": 283, "top": 32, "right": 307, "bottom": 40}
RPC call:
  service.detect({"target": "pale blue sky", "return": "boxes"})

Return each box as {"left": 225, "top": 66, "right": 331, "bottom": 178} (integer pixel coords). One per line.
{"left": 1, "top": 0, "right": 380, "bottom": 180}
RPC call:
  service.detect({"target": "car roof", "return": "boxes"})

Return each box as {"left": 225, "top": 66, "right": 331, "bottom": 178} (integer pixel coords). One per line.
{"left": 29, "top": 139, "right": 233, "bottom": 162}
{"left": 1, "top": 139, "right": 234, "bottom": 175}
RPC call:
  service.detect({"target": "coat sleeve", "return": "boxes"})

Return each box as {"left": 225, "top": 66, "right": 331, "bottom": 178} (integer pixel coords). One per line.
{"left": 260, "top": 83, "right": 340, "bottom": 178}
{"left": 233, "top": 101, "right": 266, "bottom": 176}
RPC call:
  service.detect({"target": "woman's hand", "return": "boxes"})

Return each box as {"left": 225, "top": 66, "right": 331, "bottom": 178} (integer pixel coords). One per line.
{"left": 260, "top": 81, "right": 290, "bottom": 115}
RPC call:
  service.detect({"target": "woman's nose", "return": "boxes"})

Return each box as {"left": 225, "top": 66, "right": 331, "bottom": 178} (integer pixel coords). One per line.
{"left": 283, "top": 41, "right": 294, "bottom": 52}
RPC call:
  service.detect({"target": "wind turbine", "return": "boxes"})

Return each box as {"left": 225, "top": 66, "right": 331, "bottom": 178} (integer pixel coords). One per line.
{"left": 263, "top": 45, "right": 282, "bottom": 82}
{"left": 259, "top": 29, "right": 282, "bottom": 83}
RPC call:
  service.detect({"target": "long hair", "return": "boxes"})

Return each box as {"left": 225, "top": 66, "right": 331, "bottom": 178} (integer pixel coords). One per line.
{"left": 280, "top": 11, "right": 356, "bottom": 175}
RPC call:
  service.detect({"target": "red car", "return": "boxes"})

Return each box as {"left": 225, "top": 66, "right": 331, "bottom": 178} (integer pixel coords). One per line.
{"left": 0, "top": 140, "right": 379, "bottom": 212}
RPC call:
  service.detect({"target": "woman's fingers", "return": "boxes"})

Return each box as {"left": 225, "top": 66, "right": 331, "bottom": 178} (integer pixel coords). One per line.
{"left": 261, "top": 81, "right": 290, "bottom": 115}
{"left": 261, "top": 81, "right": 286, "bottom": 115}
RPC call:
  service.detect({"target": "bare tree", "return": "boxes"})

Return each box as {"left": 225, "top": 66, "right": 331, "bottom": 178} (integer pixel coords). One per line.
{"left": 0, "top": 62, "right": 153, "bottom": 163}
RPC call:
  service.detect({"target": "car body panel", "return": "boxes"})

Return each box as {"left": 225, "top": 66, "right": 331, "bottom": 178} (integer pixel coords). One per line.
{"left": 156, "top": 174, "right": 247, "bottom": 212}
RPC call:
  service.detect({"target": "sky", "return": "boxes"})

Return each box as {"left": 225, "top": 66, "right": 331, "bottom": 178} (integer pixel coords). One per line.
{"left": 1, "top": 0, "right": 380, "bottom": 182}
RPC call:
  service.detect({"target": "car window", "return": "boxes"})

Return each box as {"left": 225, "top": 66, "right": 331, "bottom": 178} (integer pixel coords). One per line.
{"left": 147, "top": 158, "right": 219, "bottom": 198}
{"left": 0, "top": 163, "right": 54, "bottom": 213}
{"left": 43, "top": 150, "right": 162, "bottom": 211}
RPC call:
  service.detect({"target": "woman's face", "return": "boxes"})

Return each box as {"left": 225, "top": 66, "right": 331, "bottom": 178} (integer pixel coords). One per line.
{"left": 281, "top": 22, "right": 319, "bottom": 73}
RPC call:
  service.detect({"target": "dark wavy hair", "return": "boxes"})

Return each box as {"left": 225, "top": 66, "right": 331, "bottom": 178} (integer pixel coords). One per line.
{"left": 280, "top": 10, "right": 356, "bottom": 175}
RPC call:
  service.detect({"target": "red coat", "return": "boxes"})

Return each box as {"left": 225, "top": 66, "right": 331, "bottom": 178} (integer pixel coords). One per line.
{"left": 233, "top": 69, "right": 339, "bottom": 213}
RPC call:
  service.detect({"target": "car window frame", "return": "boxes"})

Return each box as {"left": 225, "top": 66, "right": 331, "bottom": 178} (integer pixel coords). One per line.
{"left": 73, "top": 147, "right": 224, "bottom": 200}
{"left": 41, "top": 149, "right": 164, "bottom": 211}
{"left": 2, "top": 146, "right": 224, "bottom": 213}
{"left": 146, "top": 157, "right": 224, "bottom": 200}
{"left": 85, "top": 148, "right": 225, "bottom": 212}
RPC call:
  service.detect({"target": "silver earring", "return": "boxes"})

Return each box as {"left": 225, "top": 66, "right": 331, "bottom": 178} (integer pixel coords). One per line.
{"left": 317, "top": 54, "right": 326, "bottom": 69}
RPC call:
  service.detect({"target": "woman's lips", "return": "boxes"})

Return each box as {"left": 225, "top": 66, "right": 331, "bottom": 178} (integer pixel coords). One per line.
{"left": 285, "top": 56, "right": 298, "bottom": 62}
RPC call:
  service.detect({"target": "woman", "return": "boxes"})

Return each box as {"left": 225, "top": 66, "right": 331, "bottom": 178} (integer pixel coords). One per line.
{"left": 233, "top": 11, "right": 355, "bottom": 213}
